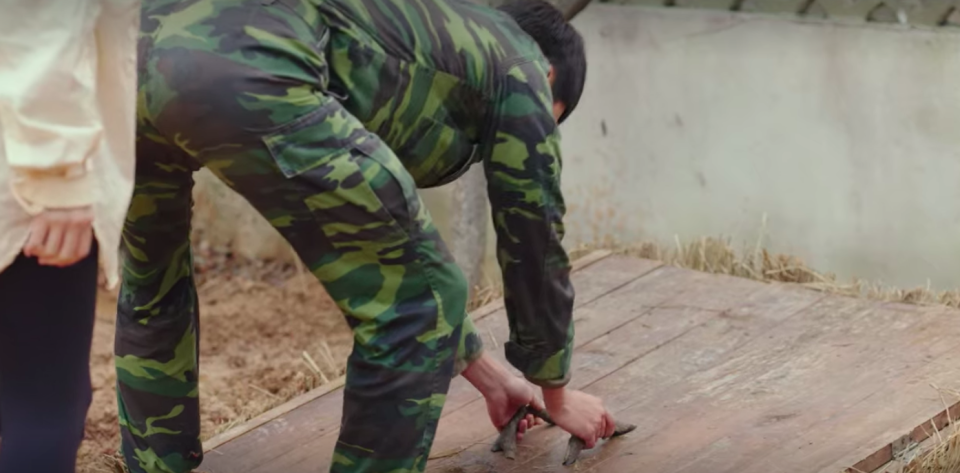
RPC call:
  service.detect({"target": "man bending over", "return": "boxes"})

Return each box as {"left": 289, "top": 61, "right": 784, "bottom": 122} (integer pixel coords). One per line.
{"left": 117, "top": 0, "right": 614, "bottom": 472}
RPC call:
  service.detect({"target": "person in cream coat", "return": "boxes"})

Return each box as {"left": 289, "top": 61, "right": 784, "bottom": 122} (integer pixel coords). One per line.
{"left": 0, "top": 1, "right": 138, "bottom": 471}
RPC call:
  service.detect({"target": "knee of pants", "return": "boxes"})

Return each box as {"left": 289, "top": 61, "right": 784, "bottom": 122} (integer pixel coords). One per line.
{"left": 344, "top": 264, "right": 469, "bottom": 374}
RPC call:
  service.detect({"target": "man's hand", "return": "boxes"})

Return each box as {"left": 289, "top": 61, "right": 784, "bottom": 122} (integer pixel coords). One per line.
{"left": 462, "top": 352, "right": 545, "bottom": 442}
{"left": 23, "top": 206, "right": 95, "bottom": 267}
{"left": 543, "top": 387, "right": 616, "bottom": 449}
{"left": 483, "top": 374, "right": 546, "bottom": 441}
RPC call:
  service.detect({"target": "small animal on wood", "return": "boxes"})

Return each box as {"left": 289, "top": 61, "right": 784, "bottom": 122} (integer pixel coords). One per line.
{"left": 490, "top": 405, "right": 636, "bottom": 466}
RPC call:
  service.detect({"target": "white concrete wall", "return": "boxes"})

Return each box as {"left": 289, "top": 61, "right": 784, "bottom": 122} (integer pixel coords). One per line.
{"left": 558, "top": 5, "right": 960, "bottom": 289}
{"left": 193, "top": 5, "right": 960, "bottom": 290}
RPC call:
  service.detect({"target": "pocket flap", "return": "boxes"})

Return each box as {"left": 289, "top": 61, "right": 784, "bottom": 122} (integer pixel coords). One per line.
{"left": 263, "top": 100, "right": 377, "bottom": 178}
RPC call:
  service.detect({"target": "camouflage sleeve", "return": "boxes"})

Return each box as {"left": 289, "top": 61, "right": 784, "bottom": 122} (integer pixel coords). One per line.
{"left": 483, "top": 59, "right": 575, "bottom": 389}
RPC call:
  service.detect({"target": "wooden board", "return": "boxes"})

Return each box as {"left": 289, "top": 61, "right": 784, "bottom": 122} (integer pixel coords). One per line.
{"left": 528, "top": 302, "right": 952, "bottom": 473}
{"left": 200, "top": 253, "right": 663, "bottom": 473}
{"left": 200, "top": 257, "right": 960, "bottom": 473}
{"left": 426, "top": 280, "right": 825, "bottom": 473}
{"left": 202, "top": 250, "right": 620, "bottom": 453}
{"left": 741, "top": 303, "right": 960, "bottom": 473}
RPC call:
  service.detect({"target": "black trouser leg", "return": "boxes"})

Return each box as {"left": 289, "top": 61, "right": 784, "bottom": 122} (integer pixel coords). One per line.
{"left": 0, "top": 245, "right": 99, "bottom": 473}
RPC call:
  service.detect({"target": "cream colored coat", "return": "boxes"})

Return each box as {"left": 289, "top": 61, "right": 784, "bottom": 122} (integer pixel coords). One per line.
{"left": 0, "top": 0, "right": 140, "bottom": 288}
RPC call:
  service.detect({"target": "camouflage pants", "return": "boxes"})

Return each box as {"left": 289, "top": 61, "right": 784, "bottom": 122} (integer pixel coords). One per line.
{"left": 116, "top": 3, "right": 483, "bottom": 472}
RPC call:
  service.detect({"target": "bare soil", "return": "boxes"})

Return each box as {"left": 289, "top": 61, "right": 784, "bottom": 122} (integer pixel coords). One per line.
{"left": 77, "top": 247, "right": 353, "bottom": 473}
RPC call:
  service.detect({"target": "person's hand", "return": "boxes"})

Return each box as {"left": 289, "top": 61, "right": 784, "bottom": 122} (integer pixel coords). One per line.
{"left": 461, "top": 352, "right": 545, "bottom": 442}
{"left": 543, "top": 387, "right": 616, "bottom": 449}
{"left": 483, "top": 374, "right": 546, "bottom": 441}
{"left": 23, "top": 206, "right": 95, "bottom": 267}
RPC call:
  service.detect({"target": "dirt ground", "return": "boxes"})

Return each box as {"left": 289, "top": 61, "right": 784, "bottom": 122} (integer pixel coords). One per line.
{"left": 77, "top": 246, "right": 354, "bottom": 473}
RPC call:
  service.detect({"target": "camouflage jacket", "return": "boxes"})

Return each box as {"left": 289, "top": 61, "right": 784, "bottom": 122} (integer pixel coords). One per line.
{"left": 316, "top": 0, "right": 575, "bottom": 387}
{"left": 139, "top": 0, "right": 575, "bottom": 387}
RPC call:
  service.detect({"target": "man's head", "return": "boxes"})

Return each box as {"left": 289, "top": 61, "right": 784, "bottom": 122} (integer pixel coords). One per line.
{"left": 498, "top": 0, "right": 586, "bottom": 124}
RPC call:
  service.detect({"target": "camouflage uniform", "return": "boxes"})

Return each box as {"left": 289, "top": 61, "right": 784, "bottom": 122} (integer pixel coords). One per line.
{"left": 117, "top": 0, "right": 575, "bottom": 472}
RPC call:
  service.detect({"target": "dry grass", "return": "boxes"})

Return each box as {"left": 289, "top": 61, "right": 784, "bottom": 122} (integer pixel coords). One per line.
{"left": 901, "top": 429, "right": 960, "bottom": 473}
{"left": 567, "top": 228, "right": 960, "bottom": 309}
{"left": 876, "top": 407, "right": 960, "bottom": 473}
{"left": 885, "top": 387, "right": 960, "bottom": 473}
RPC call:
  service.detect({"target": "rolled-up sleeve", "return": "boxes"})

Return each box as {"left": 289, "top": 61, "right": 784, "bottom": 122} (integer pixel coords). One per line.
{"left": 0, "top": 1, "right": 104, "bottom": 214}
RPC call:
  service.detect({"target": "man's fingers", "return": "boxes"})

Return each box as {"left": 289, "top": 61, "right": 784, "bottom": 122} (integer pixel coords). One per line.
{"left": 529, "top": 394, "right": 546, "bottom": 413}
{"left": 528, "top": 395, "right": 547, "bottom": 426}
{"left": 603, "top": 417, "right": 613, "bottom": 440}
{"left": 603, "top": 411, "right": 617, "bottom": 439}
{"left": 516, "top": 418, "right": 527, "bottom": 442}
{"left": 527, "top": 413, "right": 542, "bottom": 427}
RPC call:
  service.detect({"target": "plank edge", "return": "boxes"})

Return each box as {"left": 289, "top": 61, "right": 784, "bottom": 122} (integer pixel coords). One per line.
{"left": 204, "top": 376, "right": 347, "bottom": 452}
{"left": 847, "top": 399, "right": 960, "bottom": 473}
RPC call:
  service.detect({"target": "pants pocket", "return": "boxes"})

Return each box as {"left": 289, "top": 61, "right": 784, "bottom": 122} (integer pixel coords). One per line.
{"left": 261, "top": 101, "right": 417, "bottom": 254}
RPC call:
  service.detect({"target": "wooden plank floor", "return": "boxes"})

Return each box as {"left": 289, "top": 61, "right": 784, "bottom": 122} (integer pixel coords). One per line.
{"left": 200, "top": 253, "right": 960, "bottom": 473}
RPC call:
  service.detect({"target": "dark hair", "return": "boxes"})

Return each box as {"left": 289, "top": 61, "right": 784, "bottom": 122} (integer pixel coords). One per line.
{"left": 498, "top": 0, "right": 586, "bottom": 124}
